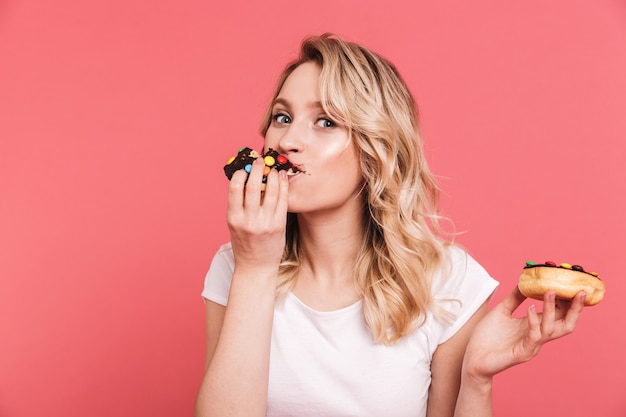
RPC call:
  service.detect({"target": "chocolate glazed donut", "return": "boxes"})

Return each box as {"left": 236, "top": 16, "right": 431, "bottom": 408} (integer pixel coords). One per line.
{"left": 518, "top": 261, "right": 606, "bottom": 306}
{"left": 224, "top": 147, "right": 302, "bottom": 186}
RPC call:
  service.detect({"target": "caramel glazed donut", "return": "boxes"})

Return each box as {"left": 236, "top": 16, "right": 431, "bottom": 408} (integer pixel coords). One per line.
{"left": 519, "top": 261, "right": 606, "bottom": 306}
{"left": 223, "top": 147, "right": 302, "bottom": 189}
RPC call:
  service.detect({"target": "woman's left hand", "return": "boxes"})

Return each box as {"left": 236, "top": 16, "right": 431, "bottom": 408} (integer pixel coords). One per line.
{"left": 462, "top": 286, "right": 586, "bottom": 382}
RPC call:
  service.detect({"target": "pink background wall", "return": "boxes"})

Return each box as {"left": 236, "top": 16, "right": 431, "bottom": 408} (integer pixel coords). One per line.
{"left": 1, "top": 0, "right": 625, "bottom": 416}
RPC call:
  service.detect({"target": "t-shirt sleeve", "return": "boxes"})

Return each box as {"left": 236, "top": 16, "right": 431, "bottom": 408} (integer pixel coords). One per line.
{"left": 434, "top": 246, "right": 499, "bottom": 344}
{"left": 201, "top": 242, "right": 235, "bottom": 306}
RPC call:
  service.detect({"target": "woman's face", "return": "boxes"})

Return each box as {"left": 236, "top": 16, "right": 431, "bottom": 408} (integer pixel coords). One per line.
{"left": 264, "top": 62, "right": 363, "bottom": 215}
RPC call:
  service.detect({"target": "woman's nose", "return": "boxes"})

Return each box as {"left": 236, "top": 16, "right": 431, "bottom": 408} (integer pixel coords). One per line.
{"left": 276, "top": 120, "right": 305, "bottom": 154}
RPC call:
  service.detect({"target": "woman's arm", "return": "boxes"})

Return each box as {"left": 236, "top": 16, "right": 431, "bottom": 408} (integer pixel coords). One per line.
{"left": 195, "top": 160, "right": 289, "bottom": 417}
{"left": 201, "top": 300, "right": 225, "bottom": 373}
{"left": 195, "top": 268, "right": 279, "bottom": 417}
{"left": 427, "top": 301, "right": 490, "bottom": 417}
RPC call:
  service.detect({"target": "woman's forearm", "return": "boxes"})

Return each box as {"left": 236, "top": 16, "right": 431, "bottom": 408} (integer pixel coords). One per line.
{"left": 195, "top": 269, "right": 277, "bottom": 417}
{"left": 454, "top": 370, "right": 493, "bottom": 417}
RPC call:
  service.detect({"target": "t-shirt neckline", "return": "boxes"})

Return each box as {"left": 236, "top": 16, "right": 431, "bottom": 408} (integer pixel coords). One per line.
{"left": 286, "top": 291, "right": 363, "bottom": 318}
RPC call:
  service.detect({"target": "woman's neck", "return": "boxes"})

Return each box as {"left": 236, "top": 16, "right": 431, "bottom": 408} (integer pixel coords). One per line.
{"left": 295, "top": 203, "right": 365, "bottom": 286}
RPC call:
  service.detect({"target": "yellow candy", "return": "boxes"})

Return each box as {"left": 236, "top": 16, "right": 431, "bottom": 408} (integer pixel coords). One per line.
{"left": 227, "top": 156, "right": 235, "bottom": 165}
{"left": 560, "top": 263, "right": 572, "bottom": 269}
{"left": 264, "top": 155, "right": 276, "bottom": 167}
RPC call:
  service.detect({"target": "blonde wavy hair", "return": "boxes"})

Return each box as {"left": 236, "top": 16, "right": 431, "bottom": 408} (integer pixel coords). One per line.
{"left": 260, "top": 33, "right": 453, "bottom": 345}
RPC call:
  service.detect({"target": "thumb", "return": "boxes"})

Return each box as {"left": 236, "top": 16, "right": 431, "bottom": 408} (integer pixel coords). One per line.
{"left": 495, "top": 286, "right": 527, "bottom": 316}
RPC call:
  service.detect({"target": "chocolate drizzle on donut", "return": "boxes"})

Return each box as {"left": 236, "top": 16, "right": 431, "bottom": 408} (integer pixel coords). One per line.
{"left": 524, "top": 261, "right": 601, "bottom": 279}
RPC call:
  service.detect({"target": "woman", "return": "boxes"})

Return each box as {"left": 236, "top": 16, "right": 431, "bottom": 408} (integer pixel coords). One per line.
{"left": 195, "top": 33, "right": 585, "bottom": 417}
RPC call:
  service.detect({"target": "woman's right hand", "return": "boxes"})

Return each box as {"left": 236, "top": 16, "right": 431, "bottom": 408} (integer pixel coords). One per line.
{"left": 196, "top": 157, "right": 289, "bottom": 417}
{"left": 226, "top": 156, "right": 290, "bottom": 275}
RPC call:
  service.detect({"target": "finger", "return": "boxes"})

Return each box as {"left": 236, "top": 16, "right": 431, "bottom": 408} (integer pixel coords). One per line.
{"left": 562, "top": 291, "right": 586, "bottom": 334}
{"left": 244, "top": 157, "right": 266, "bottom": 208}
{"left": 498, "top": 286, "right": 527, "bottom": 316}
{"left": 527, "top": 304, "right": 542, "bottom": 343}
{"left": 275, "top": 169, "right": 289, "bottom": 219}
{"left": 521, "top": 304, "right": 543, "bottom": 359}
{"left": 228, "top": 169, "right": 248, "bottom": 210}
{"left": 541, "top": 291, "right": 556, "bottom": 336}
{"left": 261, "top": 168, "right": 280, "bottom": 211}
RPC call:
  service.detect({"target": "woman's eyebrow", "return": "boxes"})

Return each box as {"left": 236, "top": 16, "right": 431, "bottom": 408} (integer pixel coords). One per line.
{"left": 272, "top": 97, "right": 290, "bottom": 107}
{"left": 273, "top": 97, "right": 323, "bottom": 110}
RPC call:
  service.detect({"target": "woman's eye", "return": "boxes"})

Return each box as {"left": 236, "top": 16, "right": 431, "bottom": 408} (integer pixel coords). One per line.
{"left": 315, "top": 118, "right": 335, "bottom": 128}
{"left": 272, "top": 113, "right": 291, "bottom": 124}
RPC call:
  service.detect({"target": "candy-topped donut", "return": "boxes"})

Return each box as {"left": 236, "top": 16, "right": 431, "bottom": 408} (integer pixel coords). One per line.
{"left": 223, "top": 147, "right": 301, "bottom": 185}
{"left": 518, "top": 261, "right": 606, "bottom": 306}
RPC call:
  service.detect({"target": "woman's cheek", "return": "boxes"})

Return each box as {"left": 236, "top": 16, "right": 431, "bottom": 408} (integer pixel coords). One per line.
{"left": 314, "top": 131, "right": 353, "bottom": 159}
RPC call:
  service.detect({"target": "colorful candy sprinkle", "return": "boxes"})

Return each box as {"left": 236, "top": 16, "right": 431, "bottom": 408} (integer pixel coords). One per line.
{"left": 264, "top": 155, "right": 276, "bottom": 166}
{"left": 524, "top": 261, "right": 600, "bottom": 279}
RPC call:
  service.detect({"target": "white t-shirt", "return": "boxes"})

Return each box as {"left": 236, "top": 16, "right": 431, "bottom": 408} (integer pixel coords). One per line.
{"left": 202, "top": 242, "right": 499, "bottom": 417}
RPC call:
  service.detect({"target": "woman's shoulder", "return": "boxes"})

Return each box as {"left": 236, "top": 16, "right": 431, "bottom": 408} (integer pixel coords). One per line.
{"left": 215, "top": 241, "right": 233, "bottom": 257}
{"left": 442, "top": 243, "right": 488, "bottom": 275}
{"left": 432, "top": 243, "right": 499, "bottom": 343}
{"left": 207, "top": 242, "right": 234, "bottom": 272}
{"left": 434, "top": 243, "right": 497, "bottom": 295}
{"left": 201, "top": 242, "right": 234, "bottom": 305}
{"left": 211, "top": 241, "right": 235, "bottom": 274}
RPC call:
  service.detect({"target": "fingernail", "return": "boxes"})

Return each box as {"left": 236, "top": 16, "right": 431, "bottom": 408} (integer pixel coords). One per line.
{"left": 548, "top": 291, "right": 556, "bottom": 302}
{"left": 529, "top": 304, "right": 536, "bottom": 314}
{"left": 581, "top": 292, "right": 587, "bottom": 303}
